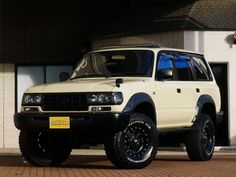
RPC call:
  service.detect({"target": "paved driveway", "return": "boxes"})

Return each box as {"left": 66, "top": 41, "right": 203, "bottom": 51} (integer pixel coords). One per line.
{"left": 0, "top": 151, "right": 235, "bottom": 177}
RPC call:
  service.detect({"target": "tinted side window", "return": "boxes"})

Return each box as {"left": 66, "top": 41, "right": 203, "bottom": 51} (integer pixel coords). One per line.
{"left": 191, "top": 56, "right": 210, "bottom": 80}
{"left": 174, "top": 54, "right": 193, "bottom": 81}
{"left": 157, "top": 53, "right": 174, "bottom": 80}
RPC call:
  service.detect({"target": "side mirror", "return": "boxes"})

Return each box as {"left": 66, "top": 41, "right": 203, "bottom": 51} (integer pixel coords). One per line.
{"left": 59, "top": 72, "right": 70, "bottom": 81}
{"left": 158, "top": 69, "right": 173, "bottom": 80}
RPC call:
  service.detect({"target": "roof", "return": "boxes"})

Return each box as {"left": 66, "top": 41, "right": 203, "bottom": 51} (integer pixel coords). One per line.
{"left": 93, "top": 46, "right": 203, "bottom": 56}
{"left": 92, "top": 0, "right": 236, "bottom": 39}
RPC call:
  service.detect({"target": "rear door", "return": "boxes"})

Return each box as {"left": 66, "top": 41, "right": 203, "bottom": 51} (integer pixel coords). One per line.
{"left": 172, "top": 52, "right": 196, "bottom": 124}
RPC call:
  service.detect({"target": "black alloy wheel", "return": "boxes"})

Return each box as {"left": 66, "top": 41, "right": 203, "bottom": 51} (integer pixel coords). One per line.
{"left": 186, "top": 113, "right": 215, "bottom": 161}
{"left": 122, "top": 121, "right": 154, "bottom": 163}
{"left": 19, "top": 131, "right": 72, "bottom": 166}
{"left": 105, "top": 112, "right": 158, "bottom": 169}
{"left": 202, "top": 120, "right": 215, "bottom": 155}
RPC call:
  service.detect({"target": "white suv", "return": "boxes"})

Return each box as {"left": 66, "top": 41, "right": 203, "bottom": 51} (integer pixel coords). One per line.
{"left": 14, "top": 45, "right": 221, "bottom": 169}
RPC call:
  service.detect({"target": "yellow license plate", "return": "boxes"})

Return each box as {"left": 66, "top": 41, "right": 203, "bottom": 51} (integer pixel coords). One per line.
{"left": 49, "top": 117, "right": 70, "bottom": 129}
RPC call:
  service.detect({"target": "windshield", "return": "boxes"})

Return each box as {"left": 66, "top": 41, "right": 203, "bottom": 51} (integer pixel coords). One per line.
{"left": 71, "top": 50, "right": 154, "bottom": 79}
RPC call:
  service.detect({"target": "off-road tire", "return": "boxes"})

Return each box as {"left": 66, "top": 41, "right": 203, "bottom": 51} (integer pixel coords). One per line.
{"left": 104, "top": 112, "right": 158, "bottom": 169}
{"left": 19, "top": 131, "right": 72, "bottom": 166}
{"left": 186, "top": 113, "right": 215, "bottom": 161}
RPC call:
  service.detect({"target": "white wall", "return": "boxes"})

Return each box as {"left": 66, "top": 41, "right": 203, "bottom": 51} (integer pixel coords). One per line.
{"left": 184, "top": 31, "right": 236, "bottom": 145}
{"left": 17, "top": 66, "right": 45, "bottom": 112}
{"left": 0, "top": 64, "right": 4, "bottom": 148}
{"left": 0, "top": 64, "right": 16, "bottom": 148}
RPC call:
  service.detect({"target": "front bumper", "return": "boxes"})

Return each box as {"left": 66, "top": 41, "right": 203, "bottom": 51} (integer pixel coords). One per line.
{"left": 14, "top": 112, "right": 130, "bottom": 132}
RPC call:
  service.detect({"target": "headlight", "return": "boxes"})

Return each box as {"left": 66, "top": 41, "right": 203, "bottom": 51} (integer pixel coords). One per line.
{"left": 22, "top": 94, "right": 42, "bottom": 105}
{"left": 87, "top": 92, "right": 123, "bottom": 105}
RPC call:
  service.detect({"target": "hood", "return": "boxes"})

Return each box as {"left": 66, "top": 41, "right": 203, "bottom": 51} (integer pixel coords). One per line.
{"left": 25, "top": 78, "right": 152, "bottom": 93}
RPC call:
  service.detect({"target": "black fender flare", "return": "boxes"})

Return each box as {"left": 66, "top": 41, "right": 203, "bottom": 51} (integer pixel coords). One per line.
{"left": 123, "top": 93, "right": 155, "bottom": 112}
{"left": 123, "top": 93, "right": 156, "bottom": 123}
{"left": 194, "top": 94, "right": 216, "bottom": 122}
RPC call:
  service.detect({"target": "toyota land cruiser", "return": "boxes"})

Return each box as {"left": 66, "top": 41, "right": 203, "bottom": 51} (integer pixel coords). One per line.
{"left": 14, "top": 44, "right": 221, "bottom": 169}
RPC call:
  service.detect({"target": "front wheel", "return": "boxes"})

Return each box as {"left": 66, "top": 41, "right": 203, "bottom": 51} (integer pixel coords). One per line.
{"left": 186, "top": 113, "right": 215, "bottom": 161}
{"left": 105, "top": 113, "right": 158, "bottom": 169}
{"left": 19, "top": 131, "right": 72, "bottom": 166}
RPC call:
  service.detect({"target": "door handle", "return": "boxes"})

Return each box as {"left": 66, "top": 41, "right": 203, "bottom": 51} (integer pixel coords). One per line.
{"left": 196, "top": 88, "right": 200, "bottom": 93}
{"left": 177, "top": 88, "right": 181, "bottom": 93}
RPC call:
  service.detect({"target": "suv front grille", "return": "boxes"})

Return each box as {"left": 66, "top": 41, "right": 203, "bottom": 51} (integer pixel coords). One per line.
{"left": 41, "top": 93, "right": 88, "bottom": 111}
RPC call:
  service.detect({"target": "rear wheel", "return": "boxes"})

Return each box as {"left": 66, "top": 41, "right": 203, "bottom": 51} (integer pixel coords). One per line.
{"left": 186, "top": 113, "right": 215, "bottom": 161}
{"left": 105, "top": 112, "right": 158, "bottom": 169}
{"left": 19, "top": 131, "right": 72, "bottom": 166}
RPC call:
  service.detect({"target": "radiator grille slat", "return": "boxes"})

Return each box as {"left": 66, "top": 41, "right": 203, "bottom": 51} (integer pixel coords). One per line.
{"left": 41, "top": 93, "right": 88, "bottom": 111}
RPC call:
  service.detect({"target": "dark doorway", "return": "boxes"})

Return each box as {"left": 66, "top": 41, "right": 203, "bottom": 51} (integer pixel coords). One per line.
{"left": 210, "top": 63, "right": 229, "bottom": 146}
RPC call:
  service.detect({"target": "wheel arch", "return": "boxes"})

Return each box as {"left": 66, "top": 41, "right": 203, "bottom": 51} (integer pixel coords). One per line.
{"left": 195, "top": 94, "right": 217, "bottom": 127}
{"left": 123, "top": 93, "right": 156, "bottom": 125}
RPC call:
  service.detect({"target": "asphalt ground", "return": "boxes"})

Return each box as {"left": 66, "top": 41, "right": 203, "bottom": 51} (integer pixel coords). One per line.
{"left": 0, "top": 149, "right": 235, "bottom": 177}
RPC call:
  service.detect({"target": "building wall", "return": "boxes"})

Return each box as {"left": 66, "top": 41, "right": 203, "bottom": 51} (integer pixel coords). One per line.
{"left": 92, "top": 31, "right": 184, "bottom": 50}
{"left": 0, "top": 64, "right": 16, "bottom": 148}
{"left": 184, "top": 31, "right": 236, "bottom": 145}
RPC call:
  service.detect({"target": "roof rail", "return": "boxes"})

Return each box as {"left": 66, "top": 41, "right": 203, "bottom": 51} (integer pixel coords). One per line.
{"left": 99, "top": 43, "right": 161, "bottom": 49}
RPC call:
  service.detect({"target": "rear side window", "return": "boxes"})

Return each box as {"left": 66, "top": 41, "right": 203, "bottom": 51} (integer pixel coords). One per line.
{"left": 191, "top": 56, "right": 211, "bottom": 80}
{"left": 174, "top": 54, "right": 193, "bottom": 81}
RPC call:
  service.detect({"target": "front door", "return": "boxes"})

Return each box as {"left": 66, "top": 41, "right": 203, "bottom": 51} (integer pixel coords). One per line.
{"left": 155, "top": 52, "right": 195, "bottom": 129}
